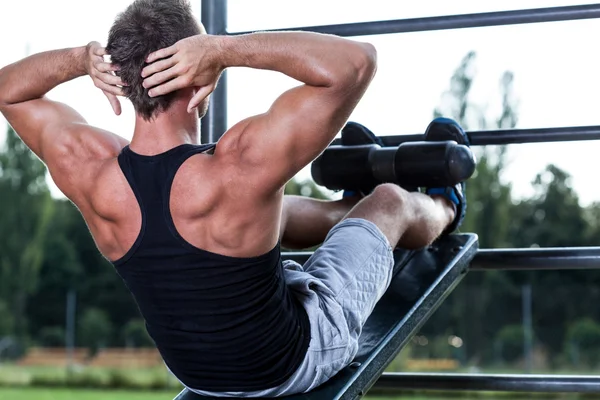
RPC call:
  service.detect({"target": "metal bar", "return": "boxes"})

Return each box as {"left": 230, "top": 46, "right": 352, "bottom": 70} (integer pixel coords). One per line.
{"left": 329, "top": 125, "right": 600, "bottom": 147}
{"left": 229, "top": 4, "right": 600, "bottom": 37}
{"left": 201, "top": 0, "right": 228, "bottom": 143}
{"left": 464, "top": 125, "right": 600, "bottom": 146}
{"left": 284, "top": 246, "right": 600, "bottom": 270}
{"left": 474, "top": 247, "right": 600, "bottom": 270}
{"left": 372, "top": 373, "right": 600, "bottom": 393}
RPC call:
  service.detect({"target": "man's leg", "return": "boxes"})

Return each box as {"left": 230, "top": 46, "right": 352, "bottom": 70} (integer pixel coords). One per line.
{"left": 280, "top": 184, "right": 455, "bottom": 250}
{"left": 280, "top": 195, "right": 360, "bottom": 249}
{"left": 344, "top": 184, "right": 455, "bottom": 249}
{"left": 275, "top": 183, "right": 459, "bottom": 394}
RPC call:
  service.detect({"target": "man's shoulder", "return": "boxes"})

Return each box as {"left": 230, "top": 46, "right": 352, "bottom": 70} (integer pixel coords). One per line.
{"left": 51, "top": 124, "right": 128, "bottom": 205}
{"left": 69, "top": 124, "right": 129, "bottom": 160}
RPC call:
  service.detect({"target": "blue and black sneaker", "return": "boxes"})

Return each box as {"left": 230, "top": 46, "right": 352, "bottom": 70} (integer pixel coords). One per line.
{"left": 340, "top": 122, "right": 383, "bottom": 197}
{"left": 340, "top": 121, "right": 384, "bottom": 147}
{"left": 424, "top": 117, "right": 470, "bottom": 233}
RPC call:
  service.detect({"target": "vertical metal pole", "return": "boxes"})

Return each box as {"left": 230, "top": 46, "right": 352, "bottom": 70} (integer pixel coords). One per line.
{"left": 65, "top": 290, "right": 76, "bottom": 372}
{"left": 522, "top": 284, "right": 533, "bottom": 372}
{"left": 201, "top": 0, "right": 228, "bottom": 143}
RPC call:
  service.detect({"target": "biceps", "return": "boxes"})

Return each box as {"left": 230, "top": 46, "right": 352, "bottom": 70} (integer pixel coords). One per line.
{"left": 1, "top": 97, "right": 85, "bottom": 160}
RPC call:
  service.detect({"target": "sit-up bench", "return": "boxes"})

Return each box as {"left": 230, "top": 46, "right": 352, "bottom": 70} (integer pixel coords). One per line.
{"left": 175, "top": 233, "right": 478, "bottom": 400}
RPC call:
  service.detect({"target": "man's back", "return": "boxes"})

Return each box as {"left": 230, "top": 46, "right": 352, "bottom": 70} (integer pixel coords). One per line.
{"left": 88, "top": 126, "right": 288, "bottom": 262}
{"left": 104, "top": 142, "right": 311, "bottom": 391}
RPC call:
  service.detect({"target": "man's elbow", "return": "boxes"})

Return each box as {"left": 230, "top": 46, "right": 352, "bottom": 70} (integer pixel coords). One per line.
{"left": 0, "top": 64, "right": 23, "bottom": 108}
{"left": 355, "top": 42, "right": 378, "bottom": 84}
{"left": 335, "top": 42, "right": 378, "bottom": 90}
{"left": 358, "top": 42, "right": 378, "bottom": 77}
{"left": 0, "top": 99, "right": 11, "bottom": 114}
{"left": 0, "top": 66, "right": 9, "bottom": 105}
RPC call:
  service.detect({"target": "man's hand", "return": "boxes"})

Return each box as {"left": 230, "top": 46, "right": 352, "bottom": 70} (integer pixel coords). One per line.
{"left": 84, "top": 42, "right": 127, "bottom": 116}
{"left": 141, "top": 35, "right": 224, "bottom": 113}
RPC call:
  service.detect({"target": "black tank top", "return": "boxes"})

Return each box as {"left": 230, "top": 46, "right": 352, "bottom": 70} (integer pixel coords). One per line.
{"left": 112, "top": 144, "right": 311, "bottom": 392}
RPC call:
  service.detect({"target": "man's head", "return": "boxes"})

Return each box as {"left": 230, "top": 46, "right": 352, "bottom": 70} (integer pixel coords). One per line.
{"left": 107, "top": 0, "right": 202, "bottom": 120}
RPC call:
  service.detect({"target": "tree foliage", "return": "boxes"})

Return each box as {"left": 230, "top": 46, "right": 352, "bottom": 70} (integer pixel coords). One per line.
{"left": 0, "top": 127, "right": 54, "bottom": 338}
{"left": 78, "top": 308, "right": 113, "bottom": 353}
{"left": 121, "top": 319, "right": 154, "bottom": 348}
{"left": 413, "top": 51, "right": 600, "bottom": 370}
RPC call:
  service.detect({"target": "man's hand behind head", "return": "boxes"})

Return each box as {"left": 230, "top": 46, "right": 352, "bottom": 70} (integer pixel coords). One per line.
{"left": 85, "top": 41, "right": 127, "bottom": 116}
{"left": 141, "top": 35, "right": 224, "bottom": 113}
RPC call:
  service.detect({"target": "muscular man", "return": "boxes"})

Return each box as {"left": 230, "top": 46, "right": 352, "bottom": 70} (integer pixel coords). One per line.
{"left": 0, "top": 0, "right": 467, "bottom": 396}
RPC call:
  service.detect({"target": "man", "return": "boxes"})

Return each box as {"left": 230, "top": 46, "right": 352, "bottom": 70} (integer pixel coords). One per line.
{"left": 0, "top": 0, "right": 467, "bottom": 397}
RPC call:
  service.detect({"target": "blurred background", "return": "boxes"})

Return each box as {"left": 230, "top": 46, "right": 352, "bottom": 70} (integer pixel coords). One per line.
{"left": 2, "top": 0, "right": 600, "bottom": 399}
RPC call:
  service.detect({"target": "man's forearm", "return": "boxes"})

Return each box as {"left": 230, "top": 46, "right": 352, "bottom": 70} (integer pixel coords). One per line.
{"left": 0, "top": 47, "right": 87, "bottom": 106}
{"left": 216, "top": 32, "right": 376, "bottom": 89}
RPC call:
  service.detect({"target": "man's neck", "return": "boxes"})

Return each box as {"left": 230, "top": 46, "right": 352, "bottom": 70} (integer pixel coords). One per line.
{"left": 129, "top": 103, "right": 200, "bottom": 156}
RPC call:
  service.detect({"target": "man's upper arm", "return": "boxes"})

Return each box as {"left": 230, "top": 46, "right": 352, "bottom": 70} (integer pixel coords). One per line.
{"left": 0, "top": 97, "right": 126, "bottom": 199}
{"left": 236, "top": 57, "right": 376, "bottom": 193}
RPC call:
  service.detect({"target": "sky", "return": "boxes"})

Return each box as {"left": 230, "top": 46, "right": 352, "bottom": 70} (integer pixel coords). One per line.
{"left": 2, "top": 0, "right": 600, "bottom": 205}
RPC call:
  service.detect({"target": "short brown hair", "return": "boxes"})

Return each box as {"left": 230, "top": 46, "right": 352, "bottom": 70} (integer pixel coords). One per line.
{"left": 106, "top": 0, "right": 201, "bottom": 120}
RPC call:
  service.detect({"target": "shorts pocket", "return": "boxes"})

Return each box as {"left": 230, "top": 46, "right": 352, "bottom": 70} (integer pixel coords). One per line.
{"left": 310, "top": 357, "right": 348, "bottom": 391}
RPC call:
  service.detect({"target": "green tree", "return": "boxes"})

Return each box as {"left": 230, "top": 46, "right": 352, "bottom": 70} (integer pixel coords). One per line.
{"left": 121, "top": 319, "right": 154, "bottom": 348}
{"left": 285, "top": 177, "right": 330, "bottom": 199}
{"left": 0, "top": 126, "right": 54, "bottom": 339}
{"left": 424, "top": 51, "right": 520, "bottom": 365}
{"left": 565, "top": 318, "right": 600, "bottom": 367}
{"left": 511, "top": 165, "right": 587, "bottom": 247}
{"left": 78, "top": 308, "right": 113, "bottom": 353}
{"left": 38, "top": 326, "right": 65, "bottom": 347}
{"left": 495, "top": 324, "right": 526, "bottom": 364}
{"left": 0, "top": 300, "right": 14, "bottom": 337}
{"left": 509, "top": 165, "right": 600, "bottom": 364}
{"left": 427, "top": 55, "right": 600, "bottom": 368}
{"left": 28, "top": 199, "right": 83, "bottom": 339}
{"left": 433, "top": 52, "right": 516, "bottom": 248}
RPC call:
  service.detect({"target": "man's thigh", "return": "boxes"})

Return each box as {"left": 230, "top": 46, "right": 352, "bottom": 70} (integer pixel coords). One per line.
{"left": 278, "top": 217, "right": 396, "bottom": 391}
{"left": 302, "top": 218, "right": 395, "bottom": 338}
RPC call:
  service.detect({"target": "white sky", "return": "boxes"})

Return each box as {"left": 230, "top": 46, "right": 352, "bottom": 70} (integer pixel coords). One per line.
{"left": 2, "top": 0, "right": 600, "bottom": 204}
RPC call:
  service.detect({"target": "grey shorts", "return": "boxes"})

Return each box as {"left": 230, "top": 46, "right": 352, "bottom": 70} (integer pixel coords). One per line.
{"left": 187, "top": 218, "right": 395, "bottom": 398}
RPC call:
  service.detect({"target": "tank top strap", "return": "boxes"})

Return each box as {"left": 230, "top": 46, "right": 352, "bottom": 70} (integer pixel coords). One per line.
{"left": 162, "top": 143, "right": 216, "bottom": 186}
{"left": 115, "top": 143, "right": 217, "bottom": 261}
{"left": 117, "top": 143, "right": 216, "bottom": 200}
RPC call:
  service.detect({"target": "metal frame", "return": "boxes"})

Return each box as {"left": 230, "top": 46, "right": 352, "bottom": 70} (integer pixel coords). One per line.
{"left": 199, "top": 1, "right": 600, "bottom": 395}
{"left": 232, "top": 4, "right": 600, "bottom": 37}
{"left": 201, "top": 2, "right": 600, "bottom": 143}
{"left": 372, "top": 373, "right": 600, "bottom": 393}
{"left": 337, "top": 125, "right": 600, "bottom": 146}
{"left": 200, "top": 0, "right": 228, "bottom": 144}
{"left": 174, "top": 235, "right": 478, "bottom": 400}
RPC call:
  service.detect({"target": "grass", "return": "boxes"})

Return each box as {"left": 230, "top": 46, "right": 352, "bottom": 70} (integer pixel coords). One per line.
{"left": 0, "top": 387, "right": 594, "bottom": 400}
{"left": 0, "top": 364, "right": 181, "bottom": 389}
{"left": 0, "top": 365, "right": 595, "bottom": 400}
{"left": 0, "top": 387, "right": 179, "bottom": 400}
{"left": 0, "top": 388, "right": 450, "bottom": 400}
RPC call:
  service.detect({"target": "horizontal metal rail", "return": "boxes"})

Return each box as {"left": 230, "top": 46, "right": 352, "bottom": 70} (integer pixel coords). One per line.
{"left": 328, "top": 125, "right": 600, "bottom": 147}
{"left": 474, "top": 247, "right": 600, "bottom": 270}
{"left": 230, "top": 4, "right": 600, "bottom": 37}
{"left": 284, "top": 247, "right": 600, "bottom": 270}
{"left": 372, "top": 372, "right": 600, "bottom": 393}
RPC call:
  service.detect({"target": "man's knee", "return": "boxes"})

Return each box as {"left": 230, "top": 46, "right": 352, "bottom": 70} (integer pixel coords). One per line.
{"left": 368, "top": 183, "right": 408, "bottom": 213}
